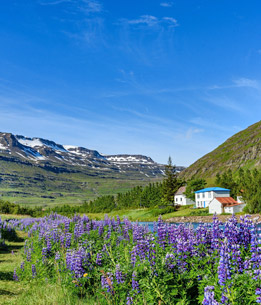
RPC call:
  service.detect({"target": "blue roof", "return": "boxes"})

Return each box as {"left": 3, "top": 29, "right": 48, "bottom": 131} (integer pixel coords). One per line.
{"left": 195, "top": 187, "right": 230, "bottom": 193}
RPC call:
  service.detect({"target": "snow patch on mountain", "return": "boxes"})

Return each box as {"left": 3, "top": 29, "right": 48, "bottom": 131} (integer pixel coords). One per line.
{"left": 17, "top": 136, "right": 67, "bottom": 152}
{"left": 106, "top": 155, "right": 154, "bottom": 164}
{"left": 0, "top": 143, "right": 7, "bottom": 150}
{"left": 22, "top": 146, "right": 46, "bottom": 160}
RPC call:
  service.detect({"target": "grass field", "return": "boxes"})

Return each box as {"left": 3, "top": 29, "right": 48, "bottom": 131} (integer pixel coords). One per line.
{"left": 0, "top": 231, "right": 98, "bottom": 305}
{"left": 78, "top": 205, "right": 196, "bottom": 222}
{"left": 0, "top": 177, "right": 162, "bottom": 208}
{"left": 0, "top": 205, "right": 201, "bottom": 223}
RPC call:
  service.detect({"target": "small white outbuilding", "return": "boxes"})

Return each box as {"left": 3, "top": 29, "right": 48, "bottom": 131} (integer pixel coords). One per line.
{"left": 209, "top": 197, "right": 246, "bottom": 215}
{"left": 174, "top": 186, "right": 195, "bottom": 206}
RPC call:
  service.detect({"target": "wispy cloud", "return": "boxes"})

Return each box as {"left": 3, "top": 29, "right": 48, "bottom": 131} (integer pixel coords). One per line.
{"left": 233, "top": 78, "right": 259, "bottom": 89}
{"left": 160, "top": 2, "right": 174, "bottom": 7}
{"left": 185, "top": 127, "right": 204, "bottom": 139}
{"left": 124, "top": 15, "right": 158, "bottom": 27}
{"left": 208, "top": 78, "right": 260, "bottom": 91}
{"left": 162, "top": 17, "right": 178, "bottom": 26}
{"left": 39, "top": 0, "right": 70, "bottom": 5}
{"left": 121, "top": 15, "right": 178, "bottom": 28}
{"left": 39, "top": 0, "right": 102, "bottom": 14}
{"left": 203, "top": 95, "right": 245, "bottom": 113}
{"left": 190, "top": 117, "right": 237, "bottom": 133}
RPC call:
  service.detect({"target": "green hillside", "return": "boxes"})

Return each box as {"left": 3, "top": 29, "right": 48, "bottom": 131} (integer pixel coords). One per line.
{"left": 180, "top": 121, "right": 261, "bottom": 179}
{"left": 0, "top": 158, "right": 162, "bottom": 207}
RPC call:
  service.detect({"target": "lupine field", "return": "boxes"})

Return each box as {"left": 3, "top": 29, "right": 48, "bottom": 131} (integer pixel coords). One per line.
{"left": 1, "top": 214, "right": 261, "bottom": 304}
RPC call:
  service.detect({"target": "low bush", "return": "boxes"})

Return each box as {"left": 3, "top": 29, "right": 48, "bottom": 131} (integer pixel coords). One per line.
{"left": 189, "top": 208, "right": 209, "bottom": 216}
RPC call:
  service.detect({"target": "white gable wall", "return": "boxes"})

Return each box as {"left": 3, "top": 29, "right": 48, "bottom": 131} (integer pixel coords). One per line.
{"left": 174, "top": 194, "right": 194, "bottom": 206}
{"left": 209, "top": 198, "right": 223, "bottom": 214}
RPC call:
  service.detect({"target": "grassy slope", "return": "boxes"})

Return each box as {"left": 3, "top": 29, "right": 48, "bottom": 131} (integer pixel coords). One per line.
{"left": 180, "top": 121, "right": 261, "bottom": 179}
{"left": 0, "top": 176, "right": 162, "bottom": 208}
{"left": 0, "top": 156, "right": 163, "bottom": 207}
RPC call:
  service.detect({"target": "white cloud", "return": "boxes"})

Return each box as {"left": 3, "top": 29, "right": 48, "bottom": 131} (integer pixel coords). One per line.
{"left": 162, "top": 17, "right": 178, "bottom": 26}
{"left": 204, "top": 95, "right": 245, "bottom": 113}
{"left": 160, "top": 2, "right": 173, "bottom": 7}
{"left": 122, "top": 15, "right": 178, "bottom": 28}
{"left": 233, "top": 78, "right": 259, "bottom": 89}
{"left": 80, "top": 0, "right": 102, "bottom": 14}
{"left": 39, "top": 0, "right": 102, "bottom": 14}
{"left": 39, "top": 0, "right": 70, "bottom": 4}
{"left": 125, "top": 15, "right": 158, "bottom": 27}
{"left": 185, "top": 128, "right": 204, "bottom": 139}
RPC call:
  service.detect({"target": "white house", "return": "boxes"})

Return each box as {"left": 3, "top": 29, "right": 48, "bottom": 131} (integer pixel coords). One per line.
{"left": 195, "top": 187, "right": 230, "bottom": 208}
{"left": 209, "top": 197, "right": 246, "bottom": 214}
{"left": 174, "top": 186, "right": 195, "bottom": 206}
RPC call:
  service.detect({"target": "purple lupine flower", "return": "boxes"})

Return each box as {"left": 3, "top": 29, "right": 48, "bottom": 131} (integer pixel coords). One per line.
{"left": 42, "top": 247, "right": 48, "bottom": 263}
{"left": 66, "top": 248, "right": 87, "bottom": 278}
{"left": 55, "top": 252, "right": 61, "bottom": 261}
{"left": 165, "top": 253, "right": 176, "bottom": 271}
{"left": 96, "top": 252, "right": 102, "bottom": 266}
{"left": 256, "top": 288, "right": 261, "bottom": 303}
{"left": 202, "top": 286, "right": 219, "bottom": 305}
{"left": 250, "top": 223, "right": 261, "bottom": 271}
{"left": 13, "top": 268, "right": 19, "bottom": 281}
{"left": 132, "top": 272, "right": 140, "bottom": 293}
{"left": 86, "top": 222, "right": 91, "bottom": 233}
{"left": 46, "top": 235, "right": 52, "bottom": 252}
{"left": 26, "top": 249, "right": 31, "bottom": 262}
{"left": 126, "top": 296, "right": 133, "bottom": 305}
{"left": 32, "top": 264, "right": 37, "bottom": 278}
{"left": 157, "top": 216, "right": 168, "bottom": 249}
{"left": 220, "top": 293, "right": 228, "bottom": 304}
{"left": 106, "top": 225, "right": 111, "bottom": 240}
{"left": 115, "top": 264, "right": 124, "bottom": 284}
{"left": 131, "top": 245, "right": 138, "bottom": 267}
{"left": 101, "top": 272, "right": 114, "bottom": 294}
{"left": 98, "top": 224, "right": 104, "bottom": 236}
{"left": 20, "top": 261, "right": 25, "bottom": 272}
{"left": 64, "top": 219, "right": 70, "bottom": 233}
{"left": 218, "top": 241, "right": 231, "bottom": 287}
{"left": 65, "top": 233, "right": 72, "bottom": 248}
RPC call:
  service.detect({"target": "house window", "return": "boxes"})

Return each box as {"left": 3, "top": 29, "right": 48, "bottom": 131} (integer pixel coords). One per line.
{"left": 208, "top": 192, "right": 211, "bottom": 198}
{"left": 176, "top": 198, "right": 178, "bottom": 202}
{"left": 197, "top": 194, "right": 200, "bottom": 199}
{"left": 202, "top": 193, "right": 205, "bottom": 198}
{"left": 180, "top": 197, "right": 182, "bottom": 201}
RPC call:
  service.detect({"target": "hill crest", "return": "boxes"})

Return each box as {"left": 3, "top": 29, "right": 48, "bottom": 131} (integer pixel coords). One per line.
{"left": 180, "top": 121, "right": 261, "bottom": 178}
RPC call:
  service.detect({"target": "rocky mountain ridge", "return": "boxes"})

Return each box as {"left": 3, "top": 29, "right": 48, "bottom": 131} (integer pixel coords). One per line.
{"left": 0, "top": 132, "right": 185, "bottom": 178}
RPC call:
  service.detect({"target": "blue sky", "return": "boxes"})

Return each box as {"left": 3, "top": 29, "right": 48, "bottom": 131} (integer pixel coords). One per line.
{"left": 0, "top": 0, "right": 261, "bottom": 166}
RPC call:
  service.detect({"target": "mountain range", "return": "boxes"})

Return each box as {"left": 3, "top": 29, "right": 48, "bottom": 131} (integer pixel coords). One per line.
{"left": 0, "top": 132, "right": 184, "bottom": 205}
{"left": 0, "top": 132, "right": 165, "bottom": 174}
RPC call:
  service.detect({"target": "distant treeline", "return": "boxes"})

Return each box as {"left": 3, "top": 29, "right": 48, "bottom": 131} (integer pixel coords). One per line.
{"left": 55, "top": 182, "right": 164, "bottom": 214}
{"left": 0, "top": 200, "right": 43, "bottom": 217}
{"left": 0, "top": 182, "right": 164, "bottom": 217}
